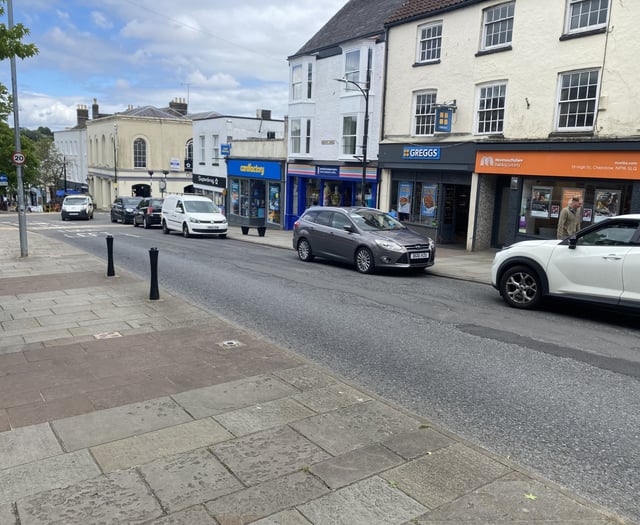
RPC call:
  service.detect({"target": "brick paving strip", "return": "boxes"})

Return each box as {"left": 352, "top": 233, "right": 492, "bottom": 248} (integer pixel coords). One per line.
{"left": 0, "top": 229, "right": 630, "bottom": 524}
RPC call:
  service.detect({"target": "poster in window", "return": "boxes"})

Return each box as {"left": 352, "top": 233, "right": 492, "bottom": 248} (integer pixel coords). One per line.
{"left": 530, "top": 186, "right": 552, "bottom": 218}
{"left": 550, "top": 204, "right": 560, "bottom": 218}
{"left": 421, "top": 184, "right": 437, "bottom": 217}
{"left": 398, "top": 182, "right": 412, "bottom": 214}
{"left": 231, "top": 180, "right": 239, "bottom": 215}
{"left": 268, "top": 183, "right": 280, "bottom": 224}
{"left": 582, "top": 208, "right": 593, "bottom": 222}
{"left": 594, "top": 189, "right": 621, "bottom": 223}
{"left": 561, "top": 188, "right": 583, "bottom": 208}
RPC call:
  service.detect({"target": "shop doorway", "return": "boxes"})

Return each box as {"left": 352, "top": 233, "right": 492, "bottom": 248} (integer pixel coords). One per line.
{"left": 440, "top": 184, "right": 470, "bottom": 244}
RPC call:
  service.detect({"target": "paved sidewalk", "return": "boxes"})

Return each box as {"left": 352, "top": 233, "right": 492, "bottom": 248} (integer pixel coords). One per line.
{"left": 0, "top": 221, "right": 631, "bottom": 524}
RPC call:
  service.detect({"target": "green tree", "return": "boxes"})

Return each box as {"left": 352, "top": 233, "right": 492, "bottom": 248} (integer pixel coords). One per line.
{"left": 34, "top": 137, "right": 64, "bottom": 200}
{"left": 0, "top": 120, "right": 40, "bottom": 190}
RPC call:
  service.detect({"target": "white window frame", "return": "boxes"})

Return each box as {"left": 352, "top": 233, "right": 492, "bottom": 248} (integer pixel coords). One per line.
{"left": 291, "top": 64, "right": 303, "bottom": 101}
{"left": 290, "top": 119, "right": 301, "bottom": 154}
{"left": 211, "top": 134, "right": 219, "bottom": 164}
{"left": 555, "top": 69, "right": 600, "bottom": 132}
{"left": 481, "top": 1, "right": 515, "bottom": 51}
{"left": 307, "top": 63, "right": 313, "bottom": 99}
{"left": 417, "top": 21, "right": 442, "bottom": 63}
{"left": 475, "top": 81, "right": 507, "bottom": 135}
{"left": 198, "top": 135, "right": 205, "bottom": 163}
{"left": 341, "top": 115, "right": 358, "bottom": 156}
{"left": 344, "top": 50, "right": 360, "bottom": 89}
{"left": 565, "top": 0, "right": 609, "bottom": 34}
{"left": 413, "top": 90, "right": 438, "bottom": 136}
{"left": 133, "top": 138, "right": 147, "bottom": 168}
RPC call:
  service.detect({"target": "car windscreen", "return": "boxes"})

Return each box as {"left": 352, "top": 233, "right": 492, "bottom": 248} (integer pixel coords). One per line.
{"left": 184, "top": 200, "right": 219, "bottom": 213}
{"left": 122, "top": 197, "right": 142, "bottom": 206}
{"left": 64, "top": 198, "right": 87, "bottom": 205}
{"left": 349, "top": 211, "right": 406, "bottom": 231}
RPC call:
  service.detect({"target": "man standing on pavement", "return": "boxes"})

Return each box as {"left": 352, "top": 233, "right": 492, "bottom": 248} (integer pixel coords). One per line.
{"left": 557, "top": 196, "right": 582, "bottom": 239}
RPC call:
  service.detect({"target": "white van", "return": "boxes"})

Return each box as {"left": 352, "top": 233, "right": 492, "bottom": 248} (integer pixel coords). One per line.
{"left": 61, "top": 195, "right": 94, "bottom": 220}
{"left": 161, "top": 194, "right": 227, "bottom": 238}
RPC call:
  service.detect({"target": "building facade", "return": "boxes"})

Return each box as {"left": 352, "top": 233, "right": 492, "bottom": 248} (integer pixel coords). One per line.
{"left": 381, "top": 0, "right": 640, "bottom": 249}
{"left": 86, "top": 99, "right": 193, "bottom": 209}
{"left": 53, "top": 105, "right": 89, "bottom": 195}
{"left": 285, "top": 0, "right": 407, "bottom": 229}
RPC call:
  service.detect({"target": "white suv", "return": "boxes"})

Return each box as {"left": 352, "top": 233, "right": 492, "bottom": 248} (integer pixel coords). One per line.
{"left": 161, "top": 194, "right": 227, "bottom": 238}
{"left": 491, "top": 214, "right": 640, "bottom": 310}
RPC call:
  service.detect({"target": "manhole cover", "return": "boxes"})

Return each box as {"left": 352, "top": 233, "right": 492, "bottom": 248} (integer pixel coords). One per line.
{"left": 218, "top": 340, "right": 244, "bottom": 348}
{"left": 94, "top": 331, "right": 123, "bottom": 339}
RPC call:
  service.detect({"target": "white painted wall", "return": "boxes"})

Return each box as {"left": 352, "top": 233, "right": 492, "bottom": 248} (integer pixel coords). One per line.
{"left": 54, "top": 128, "right": 87, "bottom": 186}
{"left": 383, "top": 0, "right": 640, "bottom": 141}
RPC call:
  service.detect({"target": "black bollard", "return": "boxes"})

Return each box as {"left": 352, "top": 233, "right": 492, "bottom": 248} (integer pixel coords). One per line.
{"left": 106, "top": 235, "right": 115, "bottom": 277}
{"left": 149, "top": 247, "right": 160, "bottom": 300}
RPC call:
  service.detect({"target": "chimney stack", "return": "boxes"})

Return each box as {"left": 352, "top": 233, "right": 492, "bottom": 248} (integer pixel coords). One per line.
{"left": 76, "top": 104, "right": 89, "bottom": 128}
{"left": 169, "top": 97, "right": 188, "bottom": 116}
{"left": 92, "top": 98, "right": 100, "bottom": 119}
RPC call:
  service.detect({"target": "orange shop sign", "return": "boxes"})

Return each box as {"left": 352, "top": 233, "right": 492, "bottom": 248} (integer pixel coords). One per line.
{"left": 475, "top": 151, "right": 640, "bottom": 180}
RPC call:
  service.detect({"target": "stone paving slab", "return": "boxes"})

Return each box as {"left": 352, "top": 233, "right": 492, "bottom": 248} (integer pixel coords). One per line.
{"left": 16, "top": 470, "right": 163, "bottom": 525}
{"left": 213, "top": 397, "right": 315, "bottom": 436}
{"left": 91, "top": 418, "right": 233, "bottom": 472}
{"left": 51, "top": 397, "right": 193, "bottom": 451}
{"left": 0, "top": 450, "right": 100, "bottom": 504}
{"left": 148, "top": 505, "right": 218, "bottom": 525}
{"left": 204, "top": 471, "right": 329, "bottom": 525}
{"left": 0, "top": 423, "right": 62, "bottom": 470}
{"left": 297, "top": 476, "right": 427, "bottom": 525}
{"left": 272, "top": 365, "right": 341, "bottom": 391}
{"left": 382, "top": 427, "right": 455, "bottom": 460}
{"left": 139, "top": 447, "right": 243, "bottom": 514}
{"left": 413, "top": 471, "right": 617, "bottom": 524}
{"left": 309, "top": 443, "right": 404, "bottom": 489}
{"left": 379, "top": 442, "right": 513, "bottom": 509}
{"left": 211, "top": 425, "right": 331, "bottom": 486}
{"left": 172, "top": 374, "right": 299, "bottom": 419}
{"left": 292, "top": 382, "right": 371, "bottom": 413}
{"left": 252, "top": 509, "right": 313, "bottom": 525}
{"left": 0, "top": 503, "right": 17, "bottom": 525}
{"left": 290, "top": 400, "right": 422, "bottom": 456}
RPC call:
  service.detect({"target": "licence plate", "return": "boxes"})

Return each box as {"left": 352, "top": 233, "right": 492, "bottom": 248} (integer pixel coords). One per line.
{"left": 410, "top": 252, "right": 429, "bottom": 260}
{"left": 206, "top": 224, "right": 220, "bottom": 229}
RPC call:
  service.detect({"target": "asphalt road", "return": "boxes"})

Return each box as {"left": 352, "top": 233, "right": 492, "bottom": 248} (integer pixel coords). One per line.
{"left": 24, "top": 213, "right": 640, "bottom": 523}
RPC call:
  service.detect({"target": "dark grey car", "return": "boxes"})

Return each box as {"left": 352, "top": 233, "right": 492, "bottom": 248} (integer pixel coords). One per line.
{"left": 110, "top": 196, "right": 143, "bottom": 224}
{"left": 133, "top": 197, "right": 164, "bottom": 229}
{"left": 292, "top": 206, "right": 435, "bottom": 273}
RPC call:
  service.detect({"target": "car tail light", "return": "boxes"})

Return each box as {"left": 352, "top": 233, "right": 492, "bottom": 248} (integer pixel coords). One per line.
{"left": 147, "top": 207, "right": 153, "bottom": 214}
{"left": 293, "top": 220, "right": 300, "bottom": 229}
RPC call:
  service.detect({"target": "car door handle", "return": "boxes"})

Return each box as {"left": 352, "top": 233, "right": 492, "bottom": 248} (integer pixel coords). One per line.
{"left": 602, "top": 254, "right": 623, "bottom": 260}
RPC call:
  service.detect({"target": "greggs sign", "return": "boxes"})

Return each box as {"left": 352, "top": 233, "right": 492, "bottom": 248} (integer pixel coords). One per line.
{"left": 475, "top": 151, "right": 640, "bottom": 180}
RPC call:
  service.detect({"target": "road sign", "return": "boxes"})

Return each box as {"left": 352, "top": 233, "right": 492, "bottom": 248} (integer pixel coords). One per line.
{"left": 0, "top": 173, "right": 7, "bottom": 186}
{"left": 12, "top": 152, "right": 26, "bottom": 165}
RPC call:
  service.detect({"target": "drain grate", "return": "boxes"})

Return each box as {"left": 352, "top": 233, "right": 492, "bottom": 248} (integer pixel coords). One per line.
{"left": 218, "top": 339, "right": 244, "bottom": 348}
{"left": 94, "top": 331, "right": 123, "bottom": 339}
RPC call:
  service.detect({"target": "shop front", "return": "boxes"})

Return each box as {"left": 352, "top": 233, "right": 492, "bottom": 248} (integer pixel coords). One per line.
{"left": 191, "top": 173, "right": 227, "bottom": 213}
{"left": 284, "top": 164, "right": 378, "bottom": 230}
{"left": 226, "top": 159, "right": 285, "bottom": 234}
{"left": 475, "top": 147, "right": 640, "bottom": 248}
{"left": 378, "top": 143, "right": 475, "bottom": 245}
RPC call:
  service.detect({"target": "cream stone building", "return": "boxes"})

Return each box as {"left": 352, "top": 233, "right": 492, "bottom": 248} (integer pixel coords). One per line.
{"left": 380, "top": 0, "right": 640, "bottom": 250}
{"left": 86, "top": 99, "right": 193, "bottom": 209}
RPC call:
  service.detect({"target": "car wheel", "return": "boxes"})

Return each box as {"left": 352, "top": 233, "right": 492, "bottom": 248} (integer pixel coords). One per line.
{"left": 162, "top": 220, "right": 170, "bottom": 234}
{"left": 144, "top": 217, "right": 150, "bottom": 229}
{"left": 499, "top": 265, "right": 542, "bottom": 309}
{"left": 111, "top": 214, "right": 117, "bottom": 223}
{"left": 182, "top": 223, "right": 190, "bottom": 238}
{"left": 355, "top": 247, "right": 374, "bottom": 274}
{"left": 297, "top": 238, "right": 314, "bottom": 262}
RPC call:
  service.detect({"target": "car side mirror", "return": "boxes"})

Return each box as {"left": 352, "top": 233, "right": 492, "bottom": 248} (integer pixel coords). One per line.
{"left": 568, "top": 236, "right": 578, "bottom": 250}
{"left": 343, "top": 225, "right": 354, "bottom": 233}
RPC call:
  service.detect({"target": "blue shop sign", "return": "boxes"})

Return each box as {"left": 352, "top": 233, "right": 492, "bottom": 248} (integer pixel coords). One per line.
{"left": 316, "top": 166, "right": 339, "bottom": 177}
{"left": 402, "top": 146, "right": 441, "bottom": 160}
{"left": 227, "top": 159, "right": 281, "bottom": 180}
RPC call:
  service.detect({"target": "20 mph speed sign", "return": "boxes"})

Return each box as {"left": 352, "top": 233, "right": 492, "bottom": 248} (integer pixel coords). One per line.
{"left": 12, "top": 152, "right": 26, "bottom": 164}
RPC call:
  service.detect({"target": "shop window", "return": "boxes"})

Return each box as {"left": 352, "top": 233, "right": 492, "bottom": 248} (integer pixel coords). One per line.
{"left": 268, "top": 183, "right": 281, "bottom": 224}
{"left": 518, "top": 179, "right": 631, "bottom": 239}
{"left": 391, "top": 180, "right": 439, "bottom": 226}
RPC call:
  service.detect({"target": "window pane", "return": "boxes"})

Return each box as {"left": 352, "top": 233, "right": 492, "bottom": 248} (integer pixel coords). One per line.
{"left": 477, "top": 83, "right": 506, "bottom": 134}
{"left": 557, "top": 69, "right": 599, "bottom": 130}
{"left": 414, "top": 92, "right": 437, "bottom": 135}
{"left": 483, "top": 2, "right": 514, "bottom": 49}
{"left": 569, "top": 0, "right": 609, "bottom": 31}
{"left": 133, "top": 138, "right": 146, "bottom": 168}
{"left": 419, "top": 22, "right": 442, "bottom": 62}
{"left": 342, "top": 116, "right": 357, "bottom": 155}
{"left": 345, "top": 50, "right": 360, "bottom": 87}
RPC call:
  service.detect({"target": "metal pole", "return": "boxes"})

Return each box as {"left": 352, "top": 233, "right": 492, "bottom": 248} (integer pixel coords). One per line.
{"left": 8, "top": 0, "right": 28, "bottom": 257}
{"left": 63, "top": 156, "right": 67, "bottom": 195}
{"left": 113, "top": 124, "right": 118, "bottom": 197}
{"left": 361, "top": 84, "right": 369, "bottom": 206}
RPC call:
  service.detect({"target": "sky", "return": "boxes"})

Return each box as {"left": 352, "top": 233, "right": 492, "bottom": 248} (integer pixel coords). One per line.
{"left": 0, "top": 0, "right": 347, "bottom": 131}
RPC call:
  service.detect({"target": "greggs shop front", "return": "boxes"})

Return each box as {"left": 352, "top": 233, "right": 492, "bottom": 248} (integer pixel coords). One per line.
{"left": 474, "top": 146, "right": 640, "bottom": 248}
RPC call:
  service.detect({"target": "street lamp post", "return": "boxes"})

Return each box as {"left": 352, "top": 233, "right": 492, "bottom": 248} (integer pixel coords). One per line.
{"left": 161, "top": 170, "right": 169, "bottom": 198}
{"left": 148, "top": 170, "right": 153, "bottom": 197}
{"left": 335, "top": 77, "right": 370, "bottom": 206}
{"left": 113, "top": 124, "right": 118, "bottom": 197}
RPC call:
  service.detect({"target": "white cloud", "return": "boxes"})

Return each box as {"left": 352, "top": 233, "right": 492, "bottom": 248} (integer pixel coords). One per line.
{"left": 91, "top": 11, "right": 113, "bottom": 30}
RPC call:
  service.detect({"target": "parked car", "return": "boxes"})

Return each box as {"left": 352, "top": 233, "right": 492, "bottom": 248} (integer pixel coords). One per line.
{"left": 110, "top": 196, "right": 143, "bottom": 224}
{"left": 491, "top": 214, "right": 640, "bottom": 310}
{"left": 161, "top": 194, "right": 227, "bottom": 238}
{"left": 292, "top": 206, "right": 435, "bottom": 274}
{"left": 61, "top": 195, "right": 93, "bottom": 220}
{"left": 133, "top": 197, "right": 164, "bottom": 229}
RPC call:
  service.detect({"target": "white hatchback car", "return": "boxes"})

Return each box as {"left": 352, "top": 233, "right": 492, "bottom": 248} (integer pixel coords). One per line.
{"left": 491, "top": 214, "right": 640, "bottom": 309}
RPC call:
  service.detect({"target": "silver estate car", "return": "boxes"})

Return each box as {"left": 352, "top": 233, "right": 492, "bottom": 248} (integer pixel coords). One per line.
{"left": 292, "top": 206, "right": 435, "bottom": 273}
